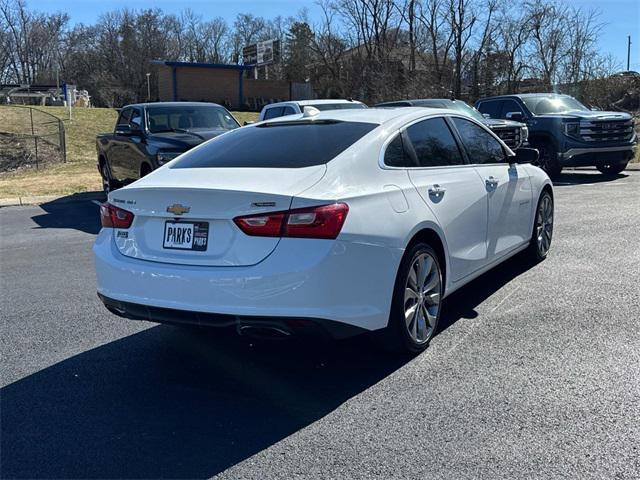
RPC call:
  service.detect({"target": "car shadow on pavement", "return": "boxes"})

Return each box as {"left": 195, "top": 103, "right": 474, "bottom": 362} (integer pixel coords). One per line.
{"left": 30, "top": 192, "right": 103, "bottom": 234}
{"left": 437, "top": 250, "right": 536, "bottom": 333}
{"left": 552, "top": 170, "right": 628, "bottom": 186}
{"left": 0, "top": 252, "right": 536, "bottom": 479}
{"left": 0, "top": 325, "right": 407, "bottom": 479}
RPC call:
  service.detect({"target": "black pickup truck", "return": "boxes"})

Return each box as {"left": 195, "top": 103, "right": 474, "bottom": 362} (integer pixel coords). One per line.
{"left": 97, "top": 102, "right": 240, "bottom": 194}
{"left": 476, "top": 93, "right": 637, "bottom": 177}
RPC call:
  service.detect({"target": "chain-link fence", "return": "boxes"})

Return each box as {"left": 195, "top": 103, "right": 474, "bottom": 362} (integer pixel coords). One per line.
{"left": 0, "top": 106, "right": 66, "bottom": 172}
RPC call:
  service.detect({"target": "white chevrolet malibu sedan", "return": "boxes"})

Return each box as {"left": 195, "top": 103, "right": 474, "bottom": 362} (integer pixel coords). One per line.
{"left": 94, "top": 107, "right": 553, "bottom": 354}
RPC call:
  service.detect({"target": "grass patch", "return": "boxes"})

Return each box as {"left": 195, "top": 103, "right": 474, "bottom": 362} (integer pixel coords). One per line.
{"left": 0, "top": 106, "right": 259, "bottom": 198}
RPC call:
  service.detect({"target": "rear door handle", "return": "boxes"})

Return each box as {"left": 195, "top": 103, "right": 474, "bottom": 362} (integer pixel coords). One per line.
{"left": 485, "top": 176, "right": 499, "bottom": 188}
{"left": 428, "top": 184, "right": 446, "bottom": 196}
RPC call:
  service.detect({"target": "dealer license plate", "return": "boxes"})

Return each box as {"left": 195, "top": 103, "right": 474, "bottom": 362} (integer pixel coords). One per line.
{"left": 163, "top": 221, "right": 209, "bottom": 251}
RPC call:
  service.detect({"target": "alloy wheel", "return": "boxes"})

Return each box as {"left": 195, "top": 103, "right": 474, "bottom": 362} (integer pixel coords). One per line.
{"left": 404, "top": 252, "right": 441, "bottom": 344}
{"left": 535, "top": 194, "right": 553, "bottom": 256}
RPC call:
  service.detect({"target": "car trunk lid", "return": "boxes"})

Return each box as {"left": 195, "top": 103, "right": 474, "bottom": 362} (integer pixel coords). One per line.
{"left": 107, "top": 165, "right": 326, "bottom": 266}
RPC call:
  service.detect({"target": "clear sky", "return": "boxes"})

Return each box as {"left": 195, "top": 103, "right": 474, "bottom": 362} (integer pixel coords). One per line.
{"left": 32, "top": 0, "right": 640, "bottom": 71}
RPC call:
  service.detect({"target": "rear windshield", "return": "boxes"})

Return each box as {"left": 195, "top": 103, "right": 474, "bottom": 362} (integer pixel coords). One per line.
{"left": 147, "top": 105, "right": 239, "bottom": 133}
{"left": 172, "top": 120, "right": 378, "bottom": 169}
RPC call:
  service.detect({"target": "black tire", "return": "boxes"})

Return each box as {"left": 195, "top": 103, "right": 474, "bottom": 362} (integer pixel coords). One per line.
{"left": 140, "top": 163, "right": 152, "bottom": 178}
{"left": 381, "top": 242, "right": 443, "bottom": 355}
{"left": 100, "top": 162, "right": 114, "bottom": 197}
{"left": 533, "top": 141, "right": 562, "bottom": 178}
{"left": 526, "top": 190, "right": 554, "bottom": 262}
{"left": 596, "top": 162, "right": 627, "bottom": 175}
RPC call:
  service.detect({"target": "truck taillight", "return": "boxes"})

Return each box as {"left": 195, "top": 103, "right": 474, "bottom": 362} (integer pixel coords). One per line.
{"left": 234, "top": 203, "right": 349, "bottom": 239}
{"left": 100, "top": 202, "right": 134, "bottom": 229}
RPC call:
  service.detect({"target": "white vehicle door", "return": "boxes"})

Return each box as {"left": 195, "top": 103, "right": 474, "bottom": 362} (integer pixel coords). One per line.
{"left": 450, "top": 116, "right": 533, "bottom": 261}
{"left": 402, "top": 117, "right": 489, "bottom": 282}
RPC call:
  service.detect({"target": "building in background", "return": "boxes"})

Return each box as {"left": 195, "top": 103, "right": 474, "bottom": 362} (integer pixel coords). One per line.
{"left": 152, "top": 59, "right": 313, "bottom": 111}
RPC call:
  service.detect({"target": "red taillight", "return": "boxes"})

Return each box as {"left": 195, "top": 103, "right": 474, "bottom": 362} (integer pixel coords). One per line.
{"left": 234, "top": 203, "right": 349, "bottom": 239}
{"left": 100, "top": 202, "right": 134, "bottom": 229}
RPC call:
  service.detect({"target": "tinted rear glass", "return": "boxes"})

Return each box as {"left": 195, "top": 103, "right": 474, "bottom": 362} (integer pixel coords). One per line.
{"left": 405, "top": 118, "right": 464, "bottom": 167}
{"left": 263, "top": 107, "right": 284, "bottom": 119}
{"left": 384, "top": 134, "right": 413, "bottom": 167}
{"left": 172, "top": 121, "right": 378, "bottom": 169}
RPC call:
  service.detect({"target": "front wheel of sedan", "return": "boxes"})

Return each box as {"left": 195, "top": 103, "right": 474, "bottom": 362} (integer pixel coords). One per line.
{"left": 527, "top": 190, "right": 554, "bottom": 262}
{"left": 382, "top": 243, "right": 443, "bottom": 355}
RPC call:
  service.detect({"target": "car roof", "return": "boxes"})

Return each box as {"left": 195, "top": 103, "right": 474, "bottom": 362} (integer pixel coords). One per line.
{"left": 265, "top": 99, "right": 365, "bottom": 107}
{"left": 259, "top": 106, "right": 458, "bottom": 126}
{"left": 478, "top": 93, "right": 573, "bottom": 101}
{"left": 377, "top": 98, "right": 458, "bottom": 105}
{"left": 124, "top": 101, "right": 225, "bottom": 109}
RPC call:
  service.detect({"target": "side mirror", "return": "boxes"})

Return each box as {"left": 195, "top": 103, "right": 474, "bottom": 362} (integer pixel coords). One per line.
{"left": 511, "top": 147, "right": 539, "bottom": 165}
{"left": 115, "top": 124, "right": 132, "bottom": 136}
{"left": 116, "top": 124, "right": 141, "bottom": 136}
{"left": 505, "top": 111, "right": 525, "bottom": 122}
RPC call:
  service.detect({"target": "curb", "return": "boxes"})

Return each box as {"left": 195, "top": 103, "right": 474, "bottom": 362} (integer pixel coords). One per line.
{"left": 0, "top": 191, "right": 104, "bottom": 208}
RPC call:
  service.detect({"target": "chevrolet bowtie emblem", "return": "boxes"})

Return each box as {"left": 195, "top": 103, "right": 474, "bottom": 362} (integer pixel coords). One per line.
{"left": 166, "top": 204, "right": 190, "bottom": 216}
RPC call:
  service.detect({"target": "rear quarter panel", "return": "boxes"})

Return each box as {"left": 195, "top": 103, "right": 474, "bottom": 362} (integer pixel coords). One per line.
{"left": 291, "top": 125, "right": 452, "bottom": 291}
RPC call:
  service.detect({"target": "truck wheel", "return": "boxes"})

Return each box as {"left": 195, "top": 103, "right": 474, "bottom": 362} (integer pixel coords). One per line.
{"left": 596, "top": 162, "right": 627, "bottom": 175}
{"left": 534, "top": 142, "right": 562, "bottom": 179}
{"left": 100, "top": 163, "right": 115, "bottom": 197}
{"left": 140, "top": 164, "right": 152, "bottom": 178}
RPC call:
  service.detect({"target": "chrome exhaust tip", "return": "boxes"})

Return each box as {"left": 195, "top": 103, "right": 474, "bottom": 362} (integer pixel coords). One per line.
{"left": 237, "top": 324, "right": 292, "bottom": 340}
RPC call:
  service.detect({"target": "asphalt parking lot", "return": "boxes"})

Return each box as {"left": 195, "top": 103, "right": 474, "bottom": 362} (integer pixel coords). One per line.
{"left": 1, "top": 169, "right": 639, "bottom": 479}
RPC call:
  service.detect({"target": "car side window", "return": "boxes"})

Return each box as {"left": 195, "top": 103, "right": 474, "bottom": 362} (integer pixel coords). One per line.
{"left": 384, "top": 133, "right": 414, "bottom": 167}
{"left": 405, "top": 117, "right": 464, "bottom": 167}
{"left": 129, "top": 109, "right": 142, "bottom": 130}
{"left": 263, "top": 107, "right": 284, "bottom": 120}
{"left": 116, "top": 108, "right": 132, "bottom": 128}
{"left": 452, "top": 117, "right": 505, "bottom": 165}
{"left": 500, "top": 99, "right": 524, "bottom": 118}
{"left": 477, "top": 100, "right": 501, "bottom": 119}
{"left": 281, "top": 106, "right": 296, "bottom": 116}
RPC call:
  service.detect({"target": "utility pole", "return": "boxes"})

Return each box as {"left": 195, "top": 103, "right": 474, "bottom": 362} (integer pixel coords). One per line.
{"left": 146, "top": 73, "right": 151, "bottom": 101}
{"left": 627, "top": 35, "right": 631, "bottom": 71}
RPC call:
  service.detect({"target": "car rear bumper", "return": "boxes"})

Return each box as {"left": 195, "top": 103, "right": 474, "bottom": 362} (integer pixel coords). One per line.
{"left": 97, "top": 293, "right": 366, "bottom": 339}
{"left": 93, "top": 229, "right": 403, "bottom": 336}
{"left": 559, "top": 144, "right": 637, "bottom": 167}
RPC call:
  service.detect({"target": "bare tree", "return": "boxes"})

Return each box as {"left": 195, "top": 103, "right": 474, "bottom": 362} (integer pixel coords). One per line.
{"left": 231, "top": 13, "right": 267, "bottom": 63}
{"left": 178, "top": 10, "right": 229, "bottom": 64}
{"left": 561, "top": 7, "right": 602, "bottom": 84}
{"left": 467, "top": 0, "right": 498, "bottom": 98}
{"left": 526, "top": 0, "right": 570, "bottom": 90}
{"left": 447, "top": 0, "right": 477, "bottom": 97}
{"left": 0, "top": 0, "right": 68, "bottom": 83}
{"left": 310, "top": 0, "right": 349, "bottom": 97}
{"left": 414, "top": 0, "right": 454, "bottom": 93}
{"left": 494, "top": 7, "right": 530, "bottom": 93}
